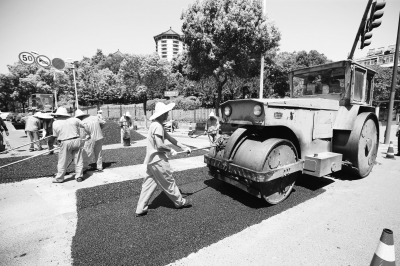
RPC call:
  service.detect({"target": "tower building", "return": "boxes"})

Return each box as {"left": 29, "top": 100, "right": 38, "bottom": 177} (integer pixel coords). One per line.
{"left": 154, "top": 28, "right": 185, "bottom": 61}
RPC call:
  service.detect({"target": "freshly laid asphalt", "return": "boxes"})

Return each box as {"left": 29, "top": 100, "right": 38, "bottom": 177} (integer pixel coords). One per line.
{"left": 71, "top": 167, "right": 330, "bottom": 266}
{"left": 0, "top": 145, "right": 206, "bottom": 184}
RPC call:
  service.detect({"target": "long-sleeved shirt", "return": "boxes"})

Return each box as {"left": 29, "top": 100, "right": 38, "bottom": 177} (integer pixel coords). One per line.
{"left": 79, "top": 116, "right": 105, "bottom": 141}
{"left": 53, "top": 117, "right": 85, "bottom": 141}
{"left": 0, "top": 117, "right": 8, "bottom": 132}
{"left": 25, "top": 116, "right": 41, "bottom": 132}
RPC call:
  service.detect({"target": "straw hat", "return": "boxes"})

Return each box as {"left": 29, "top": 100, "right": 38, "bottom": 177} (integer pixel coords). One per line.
{"left": 75, "top": 109, "right": 89, "bottom": 119}
{"left": 33, "top": 112, "right": 43, "bottom": 118}
{"left": 209, "top": 111, "right": 217, "bottom": 118}
{"left": 37, "top": 112, "right": 53, "bottom": 119}
{"left": 124, "top": 111, "right": 132, "bottom": 118}
{"left": 51, "top": 107, "right": 70, "bottom": 117}
{"left": 98, "top": 110, "right": 103, "bottom": 113}
{"left": 150, "top": 102, "right": 175, "bottom": 120}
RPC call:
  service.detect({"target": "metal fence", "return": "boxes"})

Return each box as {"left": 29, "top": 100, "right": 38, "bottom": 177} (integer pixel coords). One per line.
{"left": 81, "top": 104, "right": 217, "bottom": 123}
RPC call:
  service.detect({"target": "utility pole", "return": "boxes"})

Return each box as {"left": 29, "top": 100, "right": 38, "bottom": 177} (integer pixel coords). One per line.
{"left": 259, "top": 0, "right": 266, "bottom": 99}
{"left": 384, "top": 12, "right": 400, "bottom": 144}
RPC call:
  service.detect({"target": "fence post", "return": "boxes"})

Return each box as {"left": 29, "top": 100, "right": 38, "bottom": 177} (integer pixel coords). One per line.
{"left": 194, "top": 109, "right": 196, "bottom": 123}
{"left": 107, "top": 105, "right": 109, "bottom": 118}
{"left": 86, "top": 108, "right": 88, "bottom": 114}
{"left": 120, "top": 105, "right": 122, "bottom": 117}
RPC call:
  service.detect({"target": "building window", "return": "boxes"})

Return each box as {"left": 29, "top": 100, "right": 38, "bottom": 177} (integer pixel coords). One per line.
{"left": 379, "top": 57, "right": 383, "bottom": 64}
{"left": 162, "top": 55, "right": 167, "bottom": 58}
{"left": 389, "top": 55, "right": 394, "bottom": 62}
{"left": 162, "top": 44, "right": 167, "bottom": 47}
{"left": 161, "top": 40, "right": 167, "bottom": 43}
{"left": 162, "top": 47, "right": 167, "bottom": 51}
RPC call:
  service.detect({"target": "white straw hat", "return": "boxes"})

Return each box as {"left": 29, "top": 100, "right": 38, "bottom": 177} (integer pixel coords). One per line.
{"left": 124, "top": 111, "right": 132, "bottom": 117}
{"left": 209, "top": 111, "right": 217, "bottom": 118}
{"left": 98, "top": 110, "right": 103, "bottom": 113}
{"left": 33, "top": 112, "right": 43, "bottom": 118}
{"left": 51, "top": 107, "right": 70, "bottom": 117}
{"left": 37, "top": 113, "right": 53, "bottom": 119}
{"left": 75, "top": 109, "right": 89, "bottom": 118}
{"left": 150, "top": 102, "right": 175, "bottom": 120}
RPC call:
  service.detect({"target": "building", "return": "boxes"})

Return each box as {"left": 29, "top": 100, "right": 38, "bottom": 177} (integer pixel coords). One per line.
{"left": 355, "top": 44, "right": 400, "bottom": 68}
{"left": 153, "top": 28, "right": 186, "bottom": 61}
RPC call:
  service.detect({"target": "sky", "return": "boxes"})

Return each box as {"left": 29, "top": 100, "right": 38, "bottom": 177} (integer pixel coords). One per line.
{"left": 0, "top": 0, "right": 399, "bottom": 74}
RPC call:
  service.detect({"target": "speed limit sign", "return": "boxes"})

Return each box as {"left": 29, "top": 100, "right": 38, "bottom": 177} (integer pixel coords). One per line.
{"left": 18, "top": 52, "right": 35, "bottom": 65}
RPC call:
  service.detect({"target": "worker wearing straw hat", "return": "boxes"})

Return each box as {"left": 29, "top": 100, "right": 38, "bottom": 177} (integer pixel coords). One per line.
{"left": 204, "top": 111, "right": 220, "bottom": 144}
{"left": 51, "top": 107, "right": 91, "bottom": 183}
{"left": 135, "top": 102, "right": 192, "bottom": 217}
{"left": 75, "top": 109, "right": 106, "bottom": 172}
{"left": 37, "top": 112, "right": 56, "bottom": 154}
{"left": 119, "top": 111, "right": 133, "bottom": 144}
{"left": 97, "top": 109, "right": 103, "bottom": 120}
{"left": 25, "top": 111, "right": 43, "bottom": 151}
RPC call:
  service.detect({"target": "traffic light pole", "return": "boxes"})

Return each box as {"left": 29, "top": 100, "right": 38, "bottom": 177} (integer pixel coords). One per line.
{"left": 384, "top": 12, "right": 400, "bottom": 144}
{"left": 348, "top": 0, "right": 373, "bottom": 60}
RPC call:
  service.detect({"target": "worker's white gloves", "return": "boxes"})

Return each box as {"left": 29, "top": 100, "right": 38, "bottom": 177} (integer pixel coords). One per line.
{"left": 169, "top": 149, "right": 177, "bottom": 156}
{"left": 85, "top": 135, "right": 91, "bottom": 141}
{"left": 183, "top": 147, "right": 191, "bottom": 154}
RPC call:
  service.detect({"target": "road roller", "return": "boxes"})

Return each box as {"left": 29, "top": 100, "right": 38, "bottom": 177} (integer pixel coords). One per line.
{"left": 205, "top": 60, "right": 379, "bottom": 204}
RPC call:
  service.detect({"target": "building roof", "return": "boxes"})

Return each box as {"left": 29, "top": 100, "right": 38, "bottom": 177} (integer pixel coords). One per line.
{"left": 153, "top": 27, "right": 183, "bottom": 41}
{"left": 113, "top": 49, "right": 124, "bottom": 57}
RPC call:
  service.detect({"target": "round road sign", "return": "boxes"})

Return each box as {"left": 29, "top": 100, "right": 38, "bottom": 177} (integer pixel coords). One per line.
{"left": 36, "top": 55, "right": 51, "bottom": 68}
{"left": 52, "top": 58, "right": 65, "bottom": 70}
{"left": 18, "top": 52, "right": 35, "bottom": 65}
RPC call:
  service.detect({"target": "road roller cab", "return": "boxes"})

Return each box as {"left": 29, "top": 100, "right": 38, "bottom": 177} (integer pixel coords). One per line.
{"left": 205, "top": 60, "right": 379, "bottom": 205}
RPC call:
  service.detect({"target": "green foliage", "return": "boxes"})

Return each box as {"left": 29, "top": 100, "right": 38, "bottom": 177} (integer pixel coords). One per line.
{"left": 369, "top": 65, "right": 400, "bottom": 103}
{"left": 181, "top": 0, "right": 281, "bottom": 115}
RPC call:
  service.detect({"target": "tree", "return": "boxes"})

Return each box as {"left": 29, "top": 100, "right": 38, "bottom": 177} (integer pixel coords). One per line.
{"left": 0, "top": 74, "right": 14, "bottom": 111}
{"left": 370, "top": 65, "right": 400, "bottom": 104}
{"left": 181, "top": 0, "right": 281, "bottom": 115}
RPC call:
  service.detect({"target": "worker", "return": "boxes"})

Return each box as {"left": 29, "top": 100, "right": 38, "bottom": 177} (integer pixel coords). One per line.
{"left": 25, "top": 111, "right": 43, "bottom": 151}
{"left": 97, "top": 109, "right": 103, "bottom": 120}
{"left": 51, "top": 107, "right": 91, "bottom": 183}
{"left": 119, "top": 111, "right": 133, "bottom": 144}
{"left": 397, "top": 121, "right": 400, "bottom": 156}
{"left": 0, "top": 111, "right": 9, "bottom": 151}
{"left": 75, "top": 109, "right": 106, "bottom": 172}
{"left": 135, "top": 102, "right": 192, "bottom": 217}
{"left": 204, "top": 111, "right": 220, "bottom": 144}
{"left": 38, "top": 112, "right": 56, "bottom": 154}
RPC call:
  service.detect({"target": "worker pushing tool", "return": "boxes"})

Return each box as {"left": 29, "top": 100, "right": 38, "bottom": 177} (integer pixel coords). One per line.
{"left": 135, "top": 102, "right": 192, "bottom": 217}
{"left": 75, "top": 109, "right": 106, "bottom": 172}
{"left": 51, "top": 107, "right": 91, "bottom": 183}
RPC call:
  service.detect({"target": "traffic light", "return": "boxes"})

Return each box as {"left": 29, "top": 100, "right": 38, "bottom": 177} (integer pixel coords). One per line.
{"left": 360, "top": 0, "right": 386, "bottom": 49}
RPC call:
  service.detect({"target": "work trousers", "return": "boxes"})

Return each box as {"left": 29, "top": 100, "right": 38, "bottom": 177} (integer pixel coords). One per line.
{"left": 82, "top": 139, "right": 103, "bottom": 170}
{"left": 121, "top": 128, "right": 131, "bottom": 144}
{"left": 54, "top": 138, "right": 83, "bottom": 182}
{"left": 27, "top": 131, "right": 42, "bottom": 150}
{"left": 135, "top": 158, "right": 185, "bottom": 214}
{"left": 47, "top": 136, "right": 55, "bottom": 152}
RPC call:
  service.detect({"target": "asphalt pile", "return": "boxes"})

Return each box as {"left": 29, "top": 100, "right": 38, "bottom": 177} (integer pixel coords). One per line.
{"left": 102, "top": 121, "right": 146, "bottom": 145}
{"left": 0, "top": 145, "right": 207, "bottom": 184}
{"left": 72, "top": 168, "right": 327, "bottom": 266}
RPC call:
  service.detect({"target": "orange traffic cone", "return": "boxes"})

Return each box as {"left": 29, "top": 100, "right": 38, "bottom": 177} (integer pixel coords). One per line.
{"left": 386, "top": 141, "right": 395, "bottom": 159}
{"left": 370, "top": 228, "right": 396, "bottom": 266}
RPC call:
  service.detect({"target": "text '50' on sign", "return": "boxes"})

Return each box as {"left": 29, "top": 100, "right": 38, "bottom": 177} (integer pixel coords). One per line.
{"left": 18, "top": 52, "right": 35, "bottom": 65}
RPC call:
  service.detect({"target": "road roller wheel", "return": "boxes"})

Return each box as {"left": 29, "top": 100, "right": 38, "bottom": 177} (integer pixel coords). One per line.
{"left": 347, "top": 113, "right": 378, "bottom": 178}
{"left": 260, "top": 139, "right": 299, "bottom": 205}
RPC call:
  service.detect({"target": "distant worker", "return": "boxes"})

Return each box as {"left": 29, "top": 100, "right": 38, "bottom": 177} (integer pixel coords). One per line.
{"left": 75, "top": 109, "right": 106, "bottom": 172}
{"left": 397, "top": 120, "right": 400, "bottom": 156}
{"left": 204, "top": 111, "right": 220, "bottom": 144}
{"left": 25, "top": 111, "right": 43, "bottom": 151}
{"left": 0, "top": 111, "right": 9, "bottom": 150}
{"left": 97, "top": 109, "right": 103, "bottom": 120}
{"left": 135, "top": 102, "right": 192, "bottom": 217}
{"left": 51, "top": 107, "right": 91, "bottom": 183}
{"left": 119, "top": 111, "right": 133, "bottom": 144}
{"left": 38, "top": 112, "right": 56, "bottom": 154}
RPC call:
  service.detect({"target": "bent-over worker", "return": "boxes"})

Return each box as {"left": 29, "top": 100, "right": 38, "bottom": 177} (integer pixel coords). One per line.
{"left": 75, "top": 109, "right": 106, "bottom": 172}
{"left": 135, "top": 102, "right": 192, "bottom": 217}
{"left": 51, "top": 107, "right": 91, "bottom": 183}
